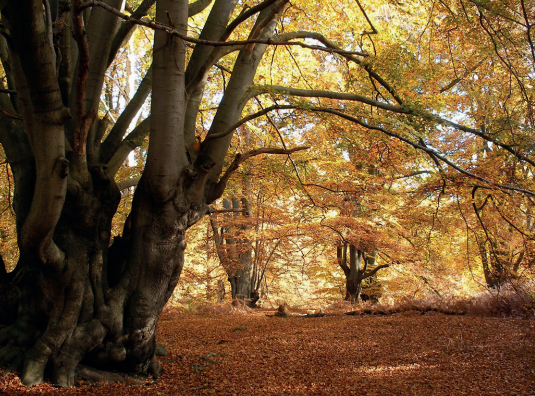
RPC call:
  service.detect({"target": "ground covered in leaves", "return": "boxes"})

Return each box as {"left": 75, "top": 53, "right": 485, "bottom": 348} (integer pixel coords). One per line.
{"left": 1, "top": 310, "right": 534, "bottom": 395}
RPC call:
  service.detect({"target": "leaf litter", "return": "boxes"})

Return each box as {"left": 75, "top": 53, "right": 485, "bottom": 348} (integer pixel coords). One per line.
{"left": 1, "top": 310, "right": 534, "bottom": 395}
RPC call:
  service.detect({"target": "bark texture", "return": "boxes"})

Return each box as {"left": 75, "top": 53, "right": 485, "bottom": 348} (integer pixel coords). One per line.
{"left": 337, "top": 244, "right": 388, "bottom": 303}
{"left": 0, "top": 0, "right": 290, "bottom": 387}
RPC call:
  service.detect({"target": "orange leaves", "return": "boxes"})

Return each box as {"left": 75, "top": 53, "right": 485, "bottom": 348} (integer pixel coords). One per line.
{"left": 3, "top": 312, "right": 534, "bottom": 395}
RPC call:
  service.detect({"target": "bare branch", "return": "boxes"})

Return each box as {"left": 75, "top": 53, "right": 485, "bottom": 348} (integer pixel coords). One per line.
{"left": 101, "top": 66, "right": 152, "bottom": 163}
{"left": 361, "top": 264, "right": 389, "bottom": 280}
{"left": 440, "top": 57, "right": 486, "bottom": 93}
{"left": 188, "top": 0, "right": 214, "bottom": 17}
{"left": 202, "top": 104, "right": 294, "bottom": 145}
{"left": 274, "top": 31, "right": 399, "bottom": 104}
{"left": 222, "top": 146, "right": 310, "bottom": 182}
{"left": 394, "top": 170, "right": 434, "bottom": 179}
{"left": 250, "top": 85, "right": 409, "bottom": 113}
{"left": 316, "top": 108, "right": 535, "bottom": 197}
{"left": 207, "top": 145, "right": 309, "bottom": 203}
{"left": 250, "top": 87, "right": 535, "bottom": 169}
{"left": 207, "top": 101, "right": 535, "bottom": 196}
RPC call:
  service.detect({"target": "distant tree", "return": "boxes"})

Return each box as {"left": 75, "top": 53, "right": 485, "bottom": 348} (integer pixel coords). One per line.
{"left": 337, "top": 243, "right": 388, "bottom": 303}
{"left": 211, "top": 197, "right": 258, "bottom": 306}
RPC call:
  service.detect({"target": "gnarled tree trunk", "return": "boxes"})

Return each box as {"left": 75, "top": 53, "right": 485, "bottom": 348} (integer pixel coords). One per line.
{"left": 337, "top": 243, "right": 388, "bottom": 304}
{"left": 0, "top": 0, "right": 293, "bottom": 387}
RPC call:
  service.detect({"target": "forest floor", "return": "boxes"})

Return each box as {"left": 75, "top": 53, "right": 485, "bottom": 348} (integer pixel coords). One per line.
{"left": 1, "top": 309, "right": 534, "bottom": 395}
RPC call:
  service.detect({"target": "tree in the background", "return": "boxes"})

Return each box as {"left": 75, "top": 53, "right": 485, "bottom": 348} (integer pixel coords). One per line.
{"left": 337, "top": 242, "right": 387, "bottom": 303}
{"left": 210, "top": 191, "right": 296, "bottom": 307}
{"left": 210, "top": 197, "right": 256, "bottom": 305}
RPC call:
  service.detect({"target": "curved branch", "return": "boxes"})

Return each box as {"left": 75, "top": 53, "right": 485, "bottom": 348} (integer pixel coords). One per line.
{"left": 202, "top": 104, "right": 294, "bottom": 145}
{"left": 250, "top": 86, "right": 535, "bottom": 169}
{"left": 107, "top": 0, "right": 156, "bottom": 68}
{"left": 207, "top": 145, "right": 309, "bottom": 203}
{"left": 249, "top": 85, "right": 409, "bottom": 113}
{"left": 204, "top": 101, "right": 535, "bottom": 196}
{"left": 106, "top": 117, "right": 150, "bottom": 177}
{"left": 78, "top": 1, "right": 366, "bottom": 56}
{"left": 361, "top": 264, "right": 389, "bottom": 280}
{"left": 274, "top": 31, "right": 398, "bottom": 103}
{"left": 222, "top": 0, "right": 282, "bottom": 42}
{"left": 188, "top": 0, "right": 214, "bottom": 17}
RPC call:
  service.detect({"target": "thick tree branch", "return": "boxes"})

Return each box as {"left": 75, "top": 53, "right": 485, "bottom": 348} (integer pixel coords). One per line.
{"left": 394, "top": 170, "right": 434, "bottom": 179}
{"left": 117, "top": 177, "right": 140, "bottom": 191}
{"left": 222, "top": 0, "right": 281, "bottom": 42}
{"left": 360, "top": 264, "right": 389, "bottom": 280}
{"left": 183, "top": 1, "right": 240, "bottom": 148}
{"left": 106, "top": 117, "right": 150, "bottom": 177}
{"left": 101, "top": 66, "right": 152, "bottom": 163}
{"left": 144, "top": 0, "right": 189, "bottom": 202}
{"left": 5, "top": 3, "right": 69, "bottom": 272}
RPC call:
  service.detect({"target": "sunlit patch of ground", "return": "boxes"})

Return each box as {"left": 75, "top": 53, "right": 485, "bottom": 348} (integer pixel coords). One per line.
{"left": 1, "top": 312, "right": 534, "bottom": 395}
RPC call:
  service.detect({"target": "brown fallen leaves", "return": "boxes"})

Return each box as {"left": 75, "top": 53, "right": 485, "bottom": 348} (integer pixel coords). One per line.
{"left": 1, "top": 310, "right": 534, "bottom": 395}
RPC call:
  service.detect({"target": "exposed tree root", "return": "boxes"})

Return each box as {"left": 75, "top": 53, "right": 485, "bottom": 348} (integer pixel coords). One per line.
{"left": 75, "top": 365, "right": 147, "bottom": 386}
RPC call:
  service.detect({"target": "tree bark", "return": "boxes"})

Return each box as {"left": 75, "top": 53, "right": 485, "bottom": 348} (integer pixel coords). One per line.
{"left": 337, "top": 243, "right": 388, "bottom": 304}
{"left": 0, "top": 0, "right": 291, "bottom": 387}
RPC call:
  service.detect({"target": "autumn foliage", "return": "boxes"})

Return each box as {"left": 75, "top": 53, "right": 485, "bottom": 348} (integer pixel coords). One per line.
{"left": 1, "top": 0, "right": 535, "bottom": 392}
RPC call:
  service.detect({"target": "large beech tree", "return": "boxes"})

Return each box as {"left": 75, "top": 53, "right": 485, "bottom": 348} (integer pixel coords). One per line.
{"left": 0, "top": 0, "right": 534, "bottom": 389}
{"left": 0, "top": 0, "right": 312, "bottom": 387}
